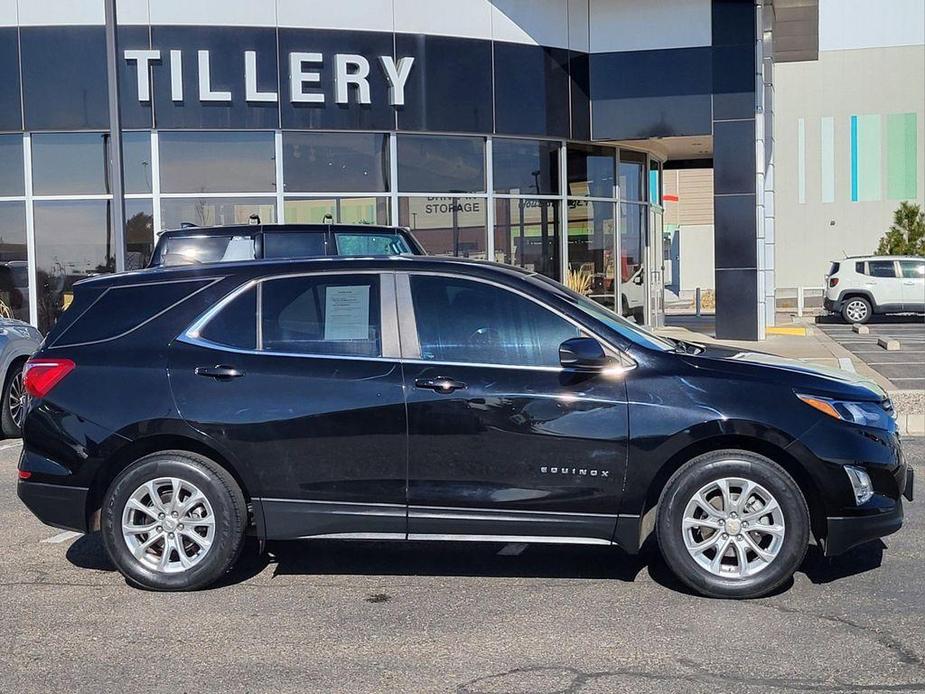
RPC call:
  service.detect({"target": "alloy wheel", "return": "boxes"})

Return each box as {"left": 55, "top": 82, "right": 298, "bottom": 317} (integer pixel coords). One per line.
{"left": 8, "top": 370, "right": 25, "bottom": 430}
{"left": 845, "top": 300, "right": 869, "bottom": 323}
{"left": 121, "top": 477, "right": 216, "bottom": 573}
{"left": 681, "top": 476, "right": 786, "bottom": 579}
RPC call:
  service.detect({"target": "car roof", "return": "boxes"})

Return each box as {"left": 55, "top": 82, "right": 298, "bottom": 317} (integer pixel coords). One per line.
{"left": 836, "top": 255, "right": 924, "bottom": 261}
{"left": 156, "top": 223, "right": 411, "bottom": 238}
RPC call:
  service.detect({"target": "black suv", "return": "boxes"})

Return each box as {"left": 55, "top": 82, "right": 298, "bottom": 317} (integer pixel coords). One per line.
{"left": 149, "top": 223, "right": 424, "bottom": 268}
{"left": 18, "top": 257, "right": 913, "bottom": 598}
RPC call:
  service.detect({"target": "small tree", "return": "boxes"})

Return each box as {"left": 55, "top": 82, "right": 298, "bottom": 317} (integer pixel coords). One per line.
{"left": 876, "top": 201, "right": 925, "bottom": 256}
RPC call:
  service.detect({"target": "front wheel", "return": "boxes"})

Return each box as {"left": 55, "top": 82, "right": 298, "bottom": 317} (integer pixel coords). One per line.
{"left": 656, "top": 449, "right": 809, "bottom": 599}
{"left": 100, "top": 451, "right": 247, "bottom": 591}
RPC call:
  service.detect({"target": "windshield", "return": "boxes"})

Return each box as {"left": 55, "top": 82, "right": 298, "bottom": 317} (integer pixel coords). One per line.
{"left": 528, "top": 274, "right": 676, "bottom": 352}
{"left": 334, "top": 232, "right": 413, "bottom": 256}
{"left": 151, "top": 234, "right": 257, "bottom": 267}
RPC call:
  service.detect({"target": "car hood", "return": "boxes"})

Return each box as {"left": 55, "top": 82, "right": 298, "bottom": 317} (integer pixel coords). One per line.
{"left": 680, "top": 343, "right": 887, "bottom": 402}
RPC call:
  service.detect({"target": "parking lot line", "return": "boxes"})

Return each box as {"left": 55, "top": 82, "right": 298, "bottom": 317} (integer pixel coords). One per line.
{"left": 0, "top": 441, "right": 23, "bottom": 452}
{"left": 40, "top": 531, "right": 82, "bottom": 544}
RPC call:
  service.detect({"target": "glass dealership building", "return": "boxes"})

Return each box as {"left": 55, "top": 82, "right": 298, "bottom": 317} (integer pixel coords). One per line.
{"left": 0, "top": 0, "right": 780, "bottom": 338}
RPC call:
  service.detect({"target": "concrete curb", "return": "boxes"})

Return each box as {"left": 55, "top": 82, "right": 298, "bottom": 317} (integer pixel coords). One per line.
{"left": 895, "top": 413, "right": 925, "bottom": 436}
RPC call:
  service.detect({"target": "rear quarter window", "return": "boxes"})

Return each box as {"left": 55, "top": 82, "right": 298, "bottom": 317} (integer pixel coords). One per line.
{"left": 855, "top": 261, "right": 865, "bottom": 274}
{"left": 829, "top": 262, "right": 840, "bottom": 275}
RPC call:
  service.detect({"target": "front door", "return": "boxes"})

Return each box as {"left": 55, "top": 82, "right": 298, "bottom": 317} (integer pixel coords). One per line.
{"left": 899, "top": 259, "right": 925, "bottom": 311}
{"left": 167, "top": 271, "right": 408, "bottom": 539}
{"left": 865, "top": 259, "right": 904, "bottom": 309}
{"left": 399, "top": 272, "right": 630, "bottom": 543}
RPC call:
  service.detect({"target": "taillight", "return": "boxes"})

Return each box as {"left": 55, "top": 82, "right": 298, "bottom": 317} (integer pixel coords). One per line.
{"left": 829, "top": 277, "right": 839, "bottom": 287}
{"left": 23, "top": 358, "right": 75, "bottom": 398}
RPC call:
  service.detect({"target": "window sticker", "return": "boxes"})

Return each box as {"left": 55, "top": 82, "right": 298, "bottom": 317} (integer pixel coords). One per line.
{"left": 324, "top": 285, "right": 370, "bottom": 340}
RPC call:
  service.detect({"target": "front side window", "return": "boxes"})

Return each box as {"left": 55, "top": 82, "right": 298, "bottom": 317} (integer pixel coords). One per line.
{"left": 868, "top": 260, "right": 897, "bottom": 278}
{"left": 900, "top": 260, "right": 924, "bottom": 279}
{"left": 409, "top": 275, "right": 579, "bottom": 367}
{"left": 261, "top": 275, "right": 381, "bottom": 357}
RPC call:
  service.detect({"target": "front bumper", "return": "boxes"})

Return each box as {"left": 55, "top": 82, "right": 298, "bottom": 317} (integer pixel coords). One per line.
{"left": 17, "top": 480, "right": 89, "bottom": 533}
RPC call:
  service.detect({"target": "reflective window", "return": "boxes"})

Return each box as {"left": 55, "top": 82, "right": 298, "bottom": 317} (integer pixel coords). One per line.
{"left": 867, "top": 260, "right": 897, "bottom": 278}
{"left": 34, "top": 200, "right": 113, "bottom": 334}
{"left": 410, "top": 275, "right": 579, "bottom": 367}
{"left": 0, "top": 135, "right": 24, "bottom": 197}
{"left": 0, "top": 202, "right": 29, "bottom": 323}
{"left": 122, "top": 132, "right": 153, "bottom": 195}
{"left": 0, "top": 29, "right": 21, "bottom": 131}
{"left": 492, "top": 139, "right": 560, "bottom": 195}
{"left": 619, "top": 150, "right": 647, "bottom": 202}
{"left": 31, "top": 133, "right": 110, "bottom": 196}
{"left": 159, "top": 132, "right": 275, "bottom": 194}
{"left": 900, "top": 261, "right": 925, "bottom": 279}
{"left": 283, "top": 132, "right": 389, "bottom": 193}
{"left": 262, "top": 233, "right": 325, "bottom": 260}
{"left": 494, "top": 198, "right": 560, "bottom": 280}
{"left": 284, "top": 197, "right": 390, "bottom": 225}
{"left": 260, "top": 275, "right": 381, "bottom": 357}
{"left": 160, "top": 198, "right": 276, "bottom": 230}
{"left": 125, "top": 199, "right": 154, "bottom": 270}
{"left": 333, "top": 233, "right": 412, "bottom": 256}
{"left": 200, "top": 286, "right": 257, "bottom": 350}
{"left": 567, "top": 145, "right": 615, "bottom": 198}
{"left": 567, "top": 200, "right": 616, "bottom": 310}
{"left": 399, "top": 196, "right": 487, "bottom": 259}
{"left": 648, "top": 159, "right": 661, "bottom": 206}
{"left": 152, "top": 233, "right": 257, "bottom": 267}
{"left": 493, "top": 44, "right": 570, "bottom": 138}
{"left": 620, "top": 203, "right": 646, "bottom": 322}
{"left": 397, "top": 136, "right": 485, "bottom": 193}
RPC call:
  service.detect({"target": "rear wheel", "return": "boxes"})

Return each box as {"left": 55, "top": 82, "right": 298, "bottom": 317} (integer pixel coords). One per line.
{"left": 101, "top": 451, "right": 247, "bottom": 591}
{"left": 842, "top": 296, "right": 871, "bottom": 324}
{"left": 1, "top": 360, "right": 27, "bottom": 438}
{"left": 656, "top": 449, "right": 809, "bottom": 599}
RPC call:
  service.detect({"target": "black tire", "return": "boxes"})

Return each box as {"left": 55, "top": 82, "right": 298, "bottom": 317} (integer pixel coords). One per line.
{"left": 100, "top": 450, "right": 247, "bottom": 591}
{"left": 631, "top": 307, "right": 646, "bottom": 325}
{"left": 841, "top": 296, "right": 872, "bottom": 324}
{"left": 656, "top": 449, "right": 809, "bottom": 599}
{"left": 1, "top": 359, "right": 26, "bottom": 438}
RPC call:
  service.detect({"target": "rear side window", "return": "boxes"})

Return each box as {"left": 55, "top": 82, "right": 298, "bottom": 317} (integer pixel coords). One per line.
{"left": 260, "top": 275, "right": 381, "bottom": 357}
{"left": 262, "top": 232, "right": 326, "bottom": 259}
{"left": 53, "top": 279, "right": 214, "bottom": 346}
{"left": 867, "top": 260, "right": 897, "bottom": 278}
{"left": 900, "top": 261, "right": 924, "bottom": 279}
{"left": 152, "top": 234, "right": 256, "bottom": 267}
{"left": 334, "top": 233, "right": 412, "bottom": 255}
{"left": 199, "top": 286, "right": 257, "bottom": 350}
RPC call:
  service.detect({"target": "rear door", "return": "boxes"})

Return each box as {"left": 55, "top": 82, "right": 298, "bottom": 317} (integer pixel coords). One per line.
{"left": 167, "top": 271, "right": 408, "bottom": 539}
{"left": 899, "top": 260, "right": 925, "bottom": 311}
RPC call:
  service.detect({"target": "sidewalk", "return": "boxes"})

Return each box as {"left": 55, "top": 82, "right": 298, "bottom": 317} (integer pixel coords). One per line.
{"left": 655, "top": 315, "right": 925, "bottom": 436}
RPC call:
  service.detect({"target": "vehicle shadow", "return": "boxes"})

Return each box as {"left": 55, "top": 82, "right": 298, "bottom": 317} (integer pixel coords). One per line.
{"left": 815, "top": 314, "right": 924, "bottom": 325}
{"left": 799, "top": 540, "right": 885, "bottom": 584}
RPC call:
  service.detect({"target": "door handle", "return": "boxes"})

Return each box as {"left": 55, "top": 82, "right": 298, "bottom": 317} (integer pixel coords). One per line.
{"left": 195, "top": 365, "right": 244, "bottom": 380}
{"left": 415, "top": 377, "right": 467, "bottom": 393}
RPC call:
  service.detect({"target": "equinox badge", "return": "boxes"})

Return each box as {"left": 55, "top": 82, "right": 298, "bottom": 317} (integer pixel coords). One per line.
{"left": 540, "top": 466, "right": 610, "bottom": 479}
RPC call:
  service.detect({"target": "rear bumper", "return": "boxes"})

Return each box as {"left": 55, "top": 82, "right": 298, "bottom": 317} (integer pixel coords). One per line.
{"left": 17, "top": 480, "right": 89, "bottom": 533}
{"left": 823, "top": 297, "right": 842, "bottom": 313}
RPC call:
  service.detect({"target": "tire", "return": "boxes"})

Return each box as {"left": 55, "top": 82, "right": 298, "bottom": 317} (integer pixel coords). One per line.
{"left": 842, "top": 296, "right": 871, "bottom": 324}
{"left": 656, "top": 449, "right": 809, "bottom": 599}
{"left": 631, "top": 307, "right": 646, "bottom": 325}
{"left": 100, "top": 450, "right": 247, "bottom": 591}
{"left": 1, "top": 359, "right": 27, "bottom": 438}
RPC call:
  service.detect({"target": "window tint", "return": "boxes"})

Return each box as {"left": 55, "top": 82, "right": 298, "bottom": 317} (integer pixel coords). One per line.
{"left": 334, "top": 233, "right": 412, "bottom": 256}
{"left": 855, "top": 261, "right": 865, "bottom": 274}
{"left": 200, "top": 286, "right": 257, "bottom": 350}
{"left": 828, "top": 262, "right": 840, "bottom": 275}
{"left": 282, "top": 132, "right": 389, "bottom": 193}
{"left": 868, "top": 260, "right": 897, "bottom": 278}
{"left": 567, "top": 144, "right": 615, "bottom": 198}
{"left": 31, "top": 132, "right": 110, "bottom": 195}
{"left": 900, "top": 261, "right": 924, "bottom": 279}
{"left": 396, "top": 135, "right": 485, "bottom": 193}
{"left": 158, "top": 132, "right": 276, "bottom": 194}
{"left": 261, "top": 275, "right": 381, "bottom": 357}
{"left": 492, "top": 138, "right": 560, "bottom": 195}
{"left": 410, "top": 275, "right": 579, "bottom": 367}
{"left": 152, "top": 234, "right": 257, "bottom": 267}
{"left": 0, "top": 135, "right": 24, "bottom": 196}
{"left": 263, "top": 232, "right": 326, "bottom": 259}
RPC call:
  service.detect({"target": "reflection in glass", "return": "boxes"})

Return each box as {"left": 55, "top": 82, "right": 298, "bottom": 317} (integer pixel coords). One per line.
{"left": 159, "top": 131, "right": 275, "bottom": 194}
{"left": 397, "top": 135, "right": 485, "bottom": 193}
{"left": 125, "top": 199, "right": 154, "bottom": 270}
{"left": 122, "top": 132, "right": 152, "bottom": 194}
{"left": 399, "top": 196, "right": 487, "bottom": 259}
{"left": 567, "top": 144, "right": 615, "bottom": 198}
{"left": 34, "top": 200, "right": 114, "bottom": 333}
{"left": 283, "top": 132, "right": 389, "bottom": 193}
{"left": 567, "top": 200, "right": 615, "bottom": 309}
{"left": 619, "top": 149, "right": 647, "bottom": 202}
{"left": 0, "top": 202, "right": 29, "bottom": 322}
{"left": 31, "top": 132, "right": 110, "bottom": 196}
{"left": 0, "top": 135, "right": 24, "bottom": 197}
{"left": 620, "top": 202, "right": 646, "bottom": 323}
{"left": 492, "top": 138, "right": 560, "bottom": 195}
{"left": 494, "top": 198, "right": 560, "bottom": 280}
{"left": 284, "top": 197, "right": 390, "bottom": 225}
{"left": 160, "top": 198, "right": 276, "bottom": 230}
{"left": 649, "top": 158, "right": 661, "bottom": 206}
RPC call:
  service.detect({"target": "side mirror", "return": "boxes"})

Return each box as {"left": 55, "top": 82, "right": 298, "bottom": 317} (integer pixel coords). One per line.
{"left": 559, "top": 337, "right": 608, "bottom": 370}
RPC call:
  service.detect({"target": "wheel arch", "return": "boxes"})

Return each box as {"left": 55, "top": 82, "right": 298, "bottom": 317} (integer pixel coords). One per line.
{"left": 837, "top": 289, "right": 877, "bottom": 310}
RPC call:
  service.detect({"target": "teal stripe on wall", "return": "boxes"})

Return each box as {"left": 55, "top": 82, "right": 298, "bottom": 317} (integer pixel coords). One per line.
{"left": 850, "top": 115, "right": 858, "bottom": 201}
{"left": 797, "top": 118, "right": 805, "bottom": 204}
{"left": 852, "top": 114, "right": 882, "bottom": 202}
{"left": 821, "top": 117, "right": 835, "bottom": 203}
{"left": 887, "top": 113, "right": 917, "bottom": 200}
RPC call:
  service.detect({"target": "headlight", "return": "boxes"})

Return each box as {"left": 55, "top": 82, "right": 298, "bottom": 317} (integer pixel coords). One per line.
{"left": 796, "top": 393, "right": 894, "bottom": 429}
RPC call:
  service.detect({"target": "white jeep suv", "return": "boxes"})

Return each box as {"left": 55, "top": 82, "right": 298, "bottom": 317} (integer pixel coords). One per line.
{"left": 824, "top": 256, "right": 925, "bottom": 323}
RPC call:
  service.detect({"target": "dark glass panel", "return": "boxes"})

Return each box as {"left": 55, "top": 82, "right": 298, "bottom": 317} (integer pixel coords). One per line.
{"left": 714, "top": 194, "right": 757, "bottom": 269}
{"left": 31, "top": 133, "right": 110, "bottom": 196}
{"left": 159, "top": 131, "right": 275, "bottom": 194}
{"left": 0, "top": 202, "right": 29, "bottom": 323}
{"left": 715, "top": 268, "right": 758, "bottom": 340}
{"left": 492, "top": 138, "right": 559, "bottom": 195}
{"left": 619, "top": 149, "right": 647, "bottom": 202}
{"left": 592, "top": 94, "right": 712, "bottom": 140}
{"left": 284, "top": 197, "right": 390, "bottom": 225}
{"left": 569, "top": 51, "right": 590, "bottom": 141}
{"left": 0, "top": 28, "right": 22, "bottom": 131}
{"left": 283, "top": 132, "right": 389, "bottom": 193}
{"left": 649, "top": 159, "right": 661, "bottom": 206}
{"left": 151, "top": 26, "right": 279, "bottom": 130}
{"left": 566, "top": 200, "right": 615, "bottom": 309}
{"left": 395, "top": 34, "right": 493, "bottom": 134}
{"left": 124, "top": 199, "right": 154, "bottom": 270}
{"left": 493, "top": 198, "right": 560, "bottom": 280}
{"left": 619, "top": 202, "right": 646, "bottom": 320}
{"left": 397, "top": 135, "right": 484, "bottom": 193}
{"left": 279, "top": 28, "right": 395, "bottom": 131}
{"left": 160, "top": 197, "right": 276, "bottom": 230}
{"left": 399, "top": 196, "right": 486, "bottom": 259}
{"left": 117, "top": 25, "right": 154, "bottom": 130}
{"left": 122, "top": 132, "right": 153, "bottom": 195}
{"left": 34, "top": 200, "right": 114, "bottom": 334}
{"left": 21, "top": 26, "right": 109, "bottom": 130}
{"left": 494, "top": 42, "right": 569, "bottom": 138}
{"left": 0, "top": 135, "right": 24, "bottom": 197}
{"left": 714, "top": 119, "right": 756, "bottom": 195}
{"left": 567, "top": 144, "right": 615, "bottom": 198}
{"left": 712, "top": 0, "right": 756, "bottom": 47}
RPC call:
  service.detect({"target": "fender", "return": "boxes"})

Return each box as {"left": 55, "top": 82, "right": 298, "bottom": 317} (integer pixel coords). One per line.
{"left": 836, "top": 287, "right": 878, "bottom": 309}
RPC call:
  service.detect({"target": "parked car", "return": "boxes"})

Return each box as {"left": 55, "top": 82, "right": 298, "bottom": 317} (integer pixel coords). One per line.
{"left": 824, "top": 255, "right": 925, "bottom": 323}
{"left": 0, "top": 317, "right": 42, "bottom": 438}
{"left": 149, "top": 222, "right": 425, "bottom": 268}
{"left": 18, "top": 256, "right": 912, "bottom": 598}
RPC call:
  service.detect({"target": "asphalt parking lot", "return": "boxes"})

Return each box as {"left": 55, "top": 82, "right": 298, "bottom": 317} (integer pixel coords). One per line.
{"left": 817, "top": 317, "right": 925, "bottom": 389}
{"left": 1, "top": 438, "right": 923, "bottom": 694}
